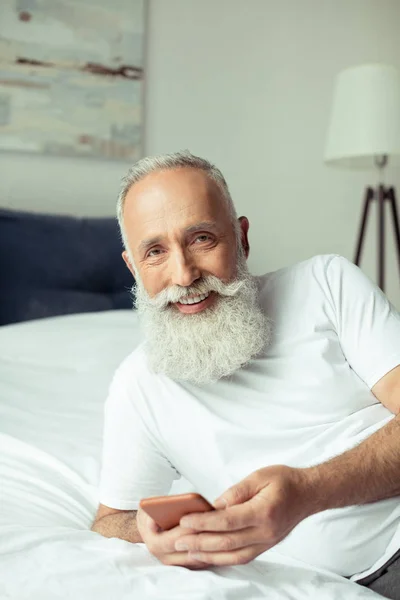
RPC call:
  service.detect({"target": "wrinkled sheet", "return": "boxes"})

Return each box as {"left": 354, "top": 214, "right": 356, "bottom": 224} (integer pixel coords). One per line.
{"left": 0, "top": 311, "right": 378, "bottom": 599}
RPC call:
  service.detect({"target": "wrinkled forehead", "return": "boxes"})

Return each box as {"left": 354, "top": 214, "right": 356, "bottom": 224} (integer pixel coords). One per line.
{"left": 123, "top": 168, "right": 232, "bottom": 247}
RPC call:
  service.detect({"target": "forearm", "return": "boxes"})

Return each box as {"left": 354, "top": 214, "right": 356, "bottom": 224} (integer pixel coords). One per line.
{"left": 91, "top": 511, "right": 143, "bottom": 543}
{"left": 303, "top": 413, "right": 400, "bottom": 514}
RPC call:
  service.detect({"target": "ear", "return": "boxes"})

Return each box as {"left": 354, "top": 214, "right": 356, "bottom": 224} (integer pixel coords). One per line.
{"left": 122, "top": 250, "right": 136, "bottom": 278}
{"left": 238, "top": 216, "right": 250, "bottom": 259}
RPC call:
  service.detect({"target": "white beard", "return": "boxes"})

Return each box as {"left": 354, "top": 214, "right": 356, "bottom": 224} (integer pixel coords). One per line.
{"left": 134, "top": 256, "right": 271, "bottom": 385}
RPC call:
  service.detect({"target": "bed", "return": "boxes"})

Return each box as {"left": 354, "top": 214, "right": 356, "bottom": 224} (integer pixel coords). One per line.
{"left": 0, "top": 212, "right": 377, "bottom": 599}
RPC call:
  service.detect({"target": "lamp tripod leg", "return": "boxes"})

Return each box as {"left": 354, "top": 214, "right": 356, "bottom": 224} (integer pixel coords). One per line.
{"left": 354, "top": 187, "right": 374, "bottom": 266}
{"left": 378, "top": 185, "right": 386, "bottom": 291}
{"left": 387, "top": 187, "right": 400, "bottom": 283}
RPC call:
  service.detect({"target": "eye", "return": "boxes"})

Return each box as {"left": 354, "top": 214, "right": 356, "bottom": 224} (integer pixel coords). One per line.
{"left": 147, "top": 247, "right": 163, "bottom": 258}
{"left": 194, "top": 234, "right": 212, "bottom": 243}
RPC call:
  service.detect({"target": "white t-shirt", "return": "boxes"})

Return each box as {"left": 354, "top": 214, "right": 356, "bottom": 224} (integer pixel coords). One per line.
{"left": 99, "top": 254, "right": 400, "bottom": 580}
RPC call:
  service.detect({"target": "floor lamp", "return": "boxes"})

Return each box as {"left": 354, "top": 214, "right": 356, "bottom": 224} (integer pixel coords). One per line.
{"left": 324, "top": 64, "right": 400, "bottom": 292}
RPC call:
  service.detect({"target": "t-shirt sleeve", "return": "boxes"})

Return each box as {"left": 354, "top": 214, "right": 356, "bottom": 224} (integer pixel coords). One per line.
{"left": 325, "top": 255, "right": 400, "bottom": 389}
{"left": 98, "top": 361, "right": 179, "bottom": 510}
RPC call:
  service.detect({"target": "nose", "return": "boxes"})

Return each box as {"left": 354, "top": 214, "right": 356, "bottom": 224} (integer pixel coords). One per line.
{"left": 170, "top": 248, "right": 201, "bottom": 288}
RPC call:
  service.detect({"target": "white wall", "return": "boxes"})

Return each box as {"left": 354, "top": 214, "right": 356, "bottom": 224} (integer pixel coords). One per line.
{"left": 1, "top": 0, "right": 400, "bottom": 306}
{"left": 145, "top": 0, "right": 400, "bottom": 307}
{"left": 0, "top": 152, "right": 128, "bottom": 216}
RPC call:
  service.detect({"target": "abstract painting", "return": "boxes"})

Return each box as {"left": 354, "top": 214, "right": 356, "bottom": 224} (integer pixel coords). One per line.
{"left": 0, "top": 0, "right": 145, "bottom": 160}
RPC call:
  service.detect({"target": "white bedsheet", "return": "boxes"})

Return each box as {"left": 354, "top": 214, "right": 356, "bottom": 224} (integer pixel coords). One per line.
{"left": 0, "top": 311, "right": 378, "bottom": 599}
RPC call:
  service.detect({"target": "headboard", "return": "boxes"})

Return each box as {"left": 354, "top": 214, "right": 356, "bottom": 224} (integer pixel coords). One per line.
{"left": 0, "top": 208, "right": 134, "bottom": 326}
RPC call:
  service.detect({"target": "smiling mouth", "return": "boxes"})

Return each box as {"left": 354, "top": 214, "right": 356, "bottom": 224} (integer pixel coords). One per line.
{"left": 177, "top": 291, "right": 210, "bottom": 305}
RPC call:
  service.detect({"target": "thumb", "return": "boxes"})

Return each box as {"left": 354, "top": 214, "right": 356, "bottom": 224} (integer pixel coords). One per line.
{"left": 213, "top": 476, "right": 257, "bottom": 509}
{"left": 139, "top": 507, "right": 161, "bottom": 534}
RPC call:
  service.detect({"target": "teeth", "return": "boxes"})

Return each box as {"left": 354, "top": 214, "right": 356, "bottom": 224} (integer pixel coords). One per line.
{"left": 179, "top": 291, "right": 210, "bottom": 305}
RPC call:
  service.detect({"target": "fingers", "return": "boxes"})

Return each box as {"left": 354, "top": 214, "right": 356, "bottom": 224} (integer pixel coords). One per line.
{"left": 148, "top": 524, "right": 198, "bottom": 556}
{"left": 138, "top": 508, "right": 209, "bottom": 569}
{"left": 141, "top": 510, "right": 267, "bottom": 569}
{"left": 187, "top": 544, "right": 264, "bottom": 567}
{"left": 160, "top": 551, "right": 208, "bottom": 569}
{"left": 146, "top": 515, "right": 161, "bottom": 535}
{"left": 175, "top": 527, "right": 260, "bottom": 553}
{"left": 214, "top": 477, "right": 256, "bottom": 509}
{"left": 138, "top": 507, "right": 197, "bottom": 550}
{"left": 180, "top": 501, "right": 256, "bottom": 532}
{"left": 214, "top": 469, "right": 268, "bottom": 510}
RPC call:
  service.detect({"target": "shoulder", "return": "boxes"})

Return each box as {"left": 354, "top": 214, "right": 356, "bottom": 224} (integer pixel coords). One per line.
{"left": 256, "top": 254, "right": 351, "bottom": 323}
{"left": 258, "top": 254, "right": 343, "bottom": 294}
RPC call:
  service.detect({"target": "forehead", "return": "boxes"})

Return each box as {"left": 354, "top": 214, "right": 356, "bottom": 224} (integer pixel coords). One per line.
{"left": 123, "top": 168, "right": 230, "bottom": 247}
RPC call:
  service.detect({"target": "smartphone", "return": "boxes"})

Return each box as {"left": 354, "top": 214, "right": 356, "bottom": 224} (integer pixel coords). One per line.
{"left": 139, "top": 492, "right": 214, "bottom": 531}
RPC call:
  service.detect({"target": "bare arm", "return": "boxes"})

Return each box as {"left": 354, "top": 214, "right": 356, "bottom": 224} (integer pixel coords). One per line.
{"left": 306, "top": 413, "right": 400, "bottom": 513}
{"left": 91, "top": 504, "right": 143, "bottom": 543}
{"left": 305, "top": 364, "right": 400, "bottom": 512}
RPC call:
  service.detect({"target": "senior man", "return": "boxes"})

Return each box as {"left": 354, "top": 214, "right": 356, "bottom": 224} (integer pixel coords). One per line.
{"left": 92, "top": 151, "right": 400, "bottom": 599}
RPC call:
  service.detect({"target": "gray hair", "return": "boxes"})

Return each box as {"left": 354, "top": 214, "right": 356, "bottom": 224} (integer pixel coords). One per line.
{"left": 116, "top": 150, "right": 238, "bottom": 251}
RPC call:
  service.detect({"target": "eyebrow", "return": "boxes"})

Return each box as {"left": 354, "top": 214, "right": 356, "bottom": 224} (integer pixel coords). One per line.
{"left": 138, "top": 221, "right": 220, "bottom": 255}
{"left": 138, "top": 235, "right": 163, "bottom": 254}
{"left": 185, "top": 221, "right": 219, "bottom": 235}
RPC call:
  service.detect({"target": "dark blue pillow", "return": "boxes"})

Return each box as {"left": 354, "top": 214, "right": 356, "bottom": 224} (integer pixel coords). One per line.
{"left": 0, "top": 208, "right": 134, "bottom": 325}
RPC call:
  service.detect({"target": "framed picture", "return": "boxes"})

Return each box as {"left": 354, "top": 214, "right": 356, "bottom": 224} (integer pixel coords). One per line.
{"left": 0, "top": 0, "right": 145, "bottom": 160}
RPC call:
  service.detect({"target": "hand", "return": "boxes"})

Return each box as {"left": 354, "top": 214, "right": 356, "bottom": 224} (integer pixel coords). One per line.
{"left": 176, "top": 465, "right": 316, "bottom": 567}
{"left": 136, "top": 507, "right": 209, "bottom": 569}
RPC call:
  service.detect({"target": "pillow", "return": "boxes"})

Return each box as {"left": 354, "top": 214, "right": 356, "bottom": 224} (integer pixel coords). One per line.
{"left": 0, "top": 208, "right": 134, "bottom": 325}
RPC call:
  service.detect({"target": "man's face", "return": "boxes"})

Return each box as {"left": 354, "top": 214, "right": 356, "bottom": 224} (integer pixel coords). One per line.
{"left": 122, "top": 168, "right": 242, "bottom": 311}
{"left": 121, "top": 167, "right": 270, "bottom": 384}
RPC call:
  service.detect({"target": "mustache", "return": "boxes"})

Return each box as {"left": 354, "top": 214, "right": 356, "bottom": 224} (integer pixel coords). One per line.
{"left": 140, "top": 274, "right": 246, "bottom": 310}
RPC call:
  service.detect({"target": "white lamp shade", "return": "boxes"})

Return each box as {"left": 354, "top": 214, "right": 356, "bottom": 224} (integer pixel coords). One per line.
{"left": 324, "top": 64, "right": 400, "bottom": 169}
